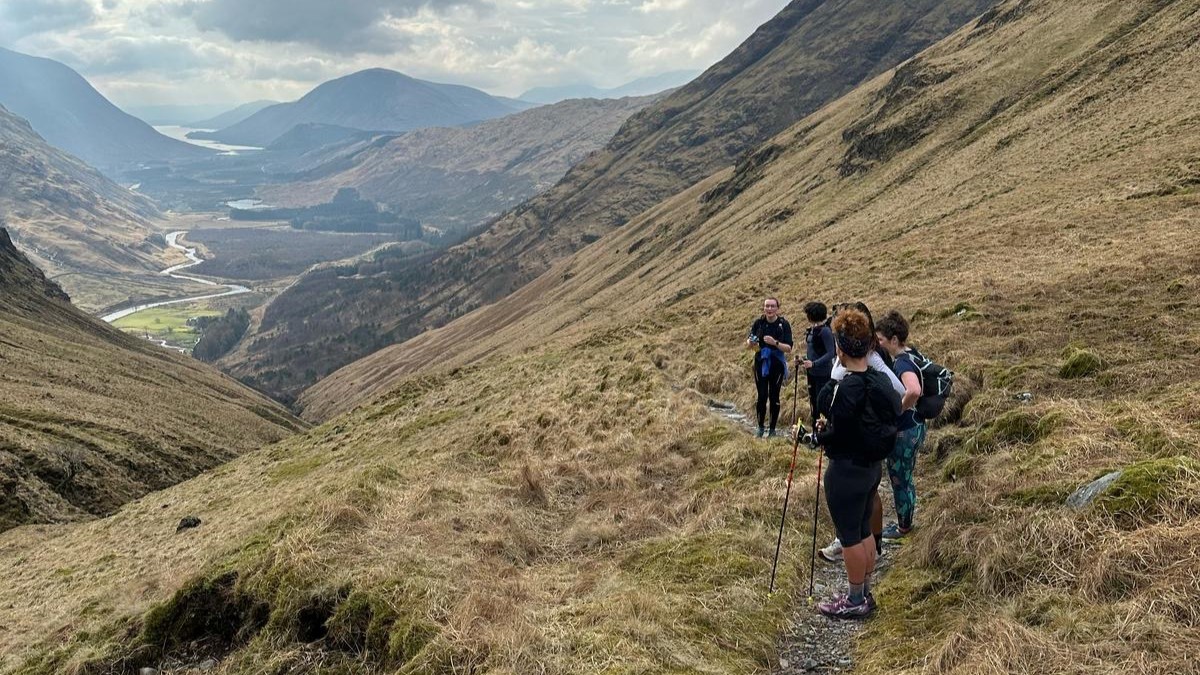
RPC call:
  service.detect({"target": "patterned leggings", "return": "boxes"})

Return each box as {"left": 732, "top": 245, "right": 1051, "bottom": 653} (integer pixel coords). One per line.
{"left": 887, "top": 423, "right": 926, "bottom": 530}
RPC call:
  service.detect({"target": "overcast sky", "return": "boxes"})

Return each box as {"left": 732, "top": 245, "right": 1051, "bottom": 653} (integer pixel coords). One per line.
{"left": 0, "top": 0, "right": 790, "bottom": 106}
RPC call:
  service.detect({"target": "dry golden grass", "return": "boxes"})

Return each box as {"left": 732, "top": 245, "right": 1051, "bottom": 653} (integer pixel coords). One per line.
{"left": 2, "top": 0, "right": 1199, "bottom": 672}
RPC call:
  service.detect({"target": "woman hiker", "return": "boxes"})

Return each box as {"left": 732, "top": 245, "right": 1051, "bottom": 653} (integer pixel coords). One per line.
{"left": 819, "top": 301, "right": 904, "bottom": 564}
{"left": 801, "top": 302, "right": 836, "bottom": 425}
{"left": 746, "top": 297, "right": 793, "bottom": 438}
{"left": 812, "top": 307, "right": 902, "bottom": 619}
{"left": 875, "top": 310, "right": 926, "bottom": 539}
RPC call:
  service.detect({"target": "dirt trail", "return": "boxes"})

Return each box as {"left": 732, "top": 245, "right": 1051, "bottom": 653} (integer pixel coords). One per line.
{"left": 706, "top": 400, "right": 900, "bottom": 674}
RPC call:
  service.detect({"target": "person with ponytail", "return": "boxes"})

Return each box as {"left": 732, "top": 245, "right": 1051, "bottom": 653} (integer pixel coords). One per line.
{"left": 812, "top": 307, "right": 901, "bottom": 619}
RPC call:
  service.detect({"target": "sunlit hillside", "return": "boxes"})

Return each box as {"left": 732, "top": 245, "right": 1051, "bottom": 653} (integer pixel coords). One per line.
{"left": 1, "top": 0, "right": 1198, "bottom": 673}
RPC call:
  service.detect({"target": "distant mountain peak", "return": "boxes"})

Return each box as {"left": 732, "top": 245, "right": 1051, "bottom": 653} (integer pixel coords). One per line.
{"left": 196, "top": 68, "right": 525, "bottom": 147}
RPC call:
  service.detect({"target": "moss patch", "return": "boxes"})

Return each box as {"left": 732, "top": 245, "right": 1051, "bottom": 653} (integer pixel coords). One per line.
{"left": 1059, "top": 348, "right": 1106, "bottom": 379}
{"left": 1093, "top": 456, "right": 1200, "bottom": 525}
{"left": 967, "top": 409, "right": 1062, "bottom": 453}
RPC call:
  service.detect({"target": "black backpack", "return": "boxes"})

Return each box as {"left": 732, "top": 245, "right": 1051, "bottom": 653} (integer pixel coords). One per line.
{"left": 819, "top": 372, "right": 900, "bottom": 462}
{"left": 807, "top": 321, "right": 831, "bottom": 359}
{"left": 906, "top": 347, "right": 954, "bottom": 420}
{"left": 860, "top": 370, "right": 902, "bottom": 461}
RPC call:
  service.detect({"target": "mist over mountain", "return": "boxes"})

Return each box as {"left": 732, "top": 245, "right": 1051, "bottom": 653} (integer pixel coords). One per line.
{"left": 0, "top": 47, "right": 211, "bottom": 173}
{"left": 187, "top": 100, "right": 280, "bottom": 130}
{"left": 190, "top": 69, "right": 531, "bottom": 148}
{"left": 519, "top": 70, "right": 700, "bottom": 104}
{"left": 124, "top": 102, "right": 238, "bottom": 126}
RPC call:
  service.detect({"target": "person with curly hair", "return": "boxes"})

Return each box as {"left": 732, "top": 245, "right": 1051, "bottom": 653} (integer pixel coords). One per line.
{"left": 812, "top": 307, "right": 901, "bottom": 619}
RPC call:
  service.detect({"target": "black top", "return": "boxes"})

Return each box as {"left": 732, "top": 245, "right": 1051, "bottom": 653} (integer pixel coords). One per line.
{"left": 748, "top": 316, "right": 793, "bottom": 368}
{"left": 814, "top": 370, "right": 902, "bottom": 463}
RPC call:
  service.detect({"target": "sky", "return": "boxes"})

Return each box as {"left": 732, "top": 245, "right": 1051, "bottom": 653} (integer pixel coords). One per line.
{"left": 0, "top": 0, "right": 791, "bottom": 107}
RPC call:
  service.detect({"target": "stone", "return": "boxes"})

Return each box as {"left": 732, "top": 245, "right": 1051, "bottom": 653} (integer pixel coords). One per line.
{"left": 197, "top": 658, "right": 218, "bottom": 670}
{"left": 139, "top": 669, "right": 158, "bottom": 675}
{"left": 1066, "top": 471, "right": 1123, "bottom": 509}
{"left": 175, "top": 515, "right": 202, "bottom": 532}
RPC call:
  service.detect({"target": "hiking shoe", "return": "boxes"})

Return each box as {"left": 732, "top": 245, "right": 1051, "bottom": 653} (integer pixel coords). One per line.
{"left": 865, "top": 591, "right": 879, "bottom": 613}
{"left": 756, "top": 427, "right": 766, "bottom": 438}
{"left": 818, "top": 539, "right": 843, "bottom": 563}
{"left": 817, "top": 593, "right": 872, "bottom": 620}
{"left": 882, "top": 523, "right": 911, "bottom": 540}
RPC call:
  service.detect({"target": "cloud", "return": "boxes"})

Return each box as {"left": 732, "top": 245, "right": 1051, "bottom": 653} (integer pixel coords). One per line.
{"left": 177, "top": 0, "right": 488, "bottom": 54}
{"left": 0, "top": 0, "right": 98, "bottom": 42}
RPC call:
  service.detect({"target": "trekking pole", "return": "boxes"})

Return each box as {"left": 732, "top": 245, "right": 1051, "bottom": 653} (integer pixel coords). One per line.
{"left": 808, "top": 450, "right": 824, "bottom": 601}
{"left": 790, "top": 354, "right": 801, "bottom": 428}
{"left": 768, "top": 413, "right": 808, "bottom": 595}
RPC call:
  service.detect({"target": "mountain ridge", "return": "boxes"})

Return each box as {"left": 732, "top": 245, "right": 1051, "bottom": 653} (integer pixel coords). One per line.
{"left": 192, "top": 69, "right": 530, "bottom": 147}
{"left": 0, "top": 104, "right": 184, "bottom": 310}
{"left": 0, "top": 47, "right": 211, "bottom": 172}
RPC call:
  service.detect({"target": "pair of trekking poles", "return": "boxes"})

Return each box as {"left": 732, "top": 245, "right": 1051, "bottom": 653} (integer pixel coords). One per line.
{"left": 769, "top": 354, "right": 822, "bottom": 599}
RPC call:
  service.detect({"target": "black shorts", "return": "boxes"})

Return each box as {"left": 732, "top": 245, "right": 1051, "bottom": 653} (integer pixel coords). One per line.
{"left": 824, "top": 458, "right": 882, "bottom": 547}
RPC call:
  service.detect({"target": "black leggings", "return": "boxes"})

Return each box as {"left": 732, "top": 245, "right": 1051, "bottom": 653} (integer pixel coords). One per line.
{"left": 754, "top": 365, "right": 785, "bottom": 431}
{"left": 824, "top": 458, "right": 882, "bottom": 547}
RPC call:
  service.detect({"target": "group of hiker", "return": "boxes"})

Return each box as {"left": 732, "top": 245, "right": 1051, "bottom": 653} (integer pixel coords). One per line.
{"left": 747, "top": 298, "right": 949, "bottom": 620}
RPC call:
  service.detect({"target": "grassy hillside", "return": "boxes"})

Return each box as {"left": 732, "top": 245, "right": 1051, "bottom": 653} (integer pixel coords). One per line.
{"left": 1, "top": 0, "right": 1198, "bottom": 672}
{"left": 0, "top": 104, "right": 186, "bottom": 311}
{"left": 0, "top": 228, "right": 304, "bottom": 533}
{"left": 228, "top": 0, "right": 996, "bottom": 406}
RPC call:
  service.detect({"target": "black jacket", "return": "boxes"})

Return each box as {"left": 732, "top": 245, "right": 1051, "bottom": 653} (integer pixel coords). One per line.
{"left": 815, "top": 370, "right": 902, "bottom": 463}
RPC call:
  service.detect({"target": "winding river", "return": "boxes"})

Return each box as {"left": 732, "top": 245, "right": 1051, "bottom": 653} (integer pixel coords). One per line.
{"left": 100, "top": 231, "right": 250, "bottom": 323}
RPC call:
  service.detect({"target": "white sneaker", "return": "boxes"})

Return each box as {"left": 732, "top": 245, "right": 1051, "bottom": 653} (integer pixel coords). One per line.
{"left": 818, "top": 538, "right": 843, "bottom": 563}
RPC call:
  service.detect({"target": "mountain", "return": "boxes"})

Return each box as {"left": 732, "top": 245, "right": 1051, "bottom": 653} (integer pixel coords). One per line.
{"left": 0, "top": 104, "right": 189, "bottom": 310}
{"left": 0, "top": 228, "right": 302, "bottom": 533}
{"left": 0, "top": 47, "right": 212, "bottom": 172}
{"left": 1, "top": 1, "right": 1198, "bottom": 673}
{"left": 519, "top": 70, "right": 700, "bottom": 104}
{"left": 190, "top": 69, "right": 530, "bottom": 147}
{"left": 257, "top": 95, "right": 660, "bottom": 233}
{"left": 229, "top": 0, "right": 998, "bottom": 404}
{"left": 187, "top": 100, "right": 280, "bottom": 130}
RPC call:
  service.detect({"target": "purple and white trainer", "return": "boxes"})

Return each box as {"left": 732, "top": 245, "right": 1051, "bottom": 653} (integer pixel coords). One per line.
{"left": 817, "top": 593, "right": 873, "bottom": 620}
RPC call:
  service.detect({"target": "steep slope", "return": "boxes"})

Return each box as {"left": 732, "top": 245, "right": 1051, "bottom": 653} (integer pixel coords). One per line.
{"left": 2, "top": 1, "right": 1196, "bottom": 673}
{"left": 192, "top": 69, "right": 528, "bottom": 147}
{"left": 188, "top": 100, "right": 279, "bottom": 129}
{"left": 0, "top": 228, "right": 303, "bottom": 533}
{"left": 0, "top": 104, "right": 185, "bottom": 311}
{"left": 233, "top": 0, "right": 997, "bottom": 404}
{"left": 0, "top": 47, "right": 211, "bottom": 173}
{"left": 519, "top": 71, "right": 698, "bottom": 104}
{"left": 257, "top": 95, "right": 660, "bottom": 232}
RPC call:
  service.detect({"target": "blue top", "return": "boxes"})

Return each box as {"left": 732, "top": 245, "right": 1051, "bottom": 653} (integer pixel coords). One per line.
{"left": 893, "top": 351, "right": 922, "bottom": 430}
{"left": 806, "top": 324, "right": 836, "bottom": 379}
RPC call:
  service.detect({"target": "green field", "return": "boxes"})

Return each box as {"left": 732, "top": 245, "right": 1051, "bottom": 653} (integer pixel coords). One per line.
{"left": 111, "top": 305, "right": 222, "bottom": 350}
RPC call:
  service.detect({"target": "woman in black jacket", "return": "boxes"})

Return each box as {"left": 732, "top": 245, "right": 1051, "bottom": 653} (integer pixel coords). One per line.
{"left": 813, "top": 308, "right": 901, "bottom": 619}
{"left": 745, "top": 297, "right": 793, "bottom": 438}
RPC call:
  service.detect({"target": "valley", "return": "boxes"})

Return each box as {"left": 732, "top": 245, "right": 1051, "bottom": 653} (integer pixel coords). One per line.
{"left": 0, "top": 0, "right": 1197, "bottom": 673}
